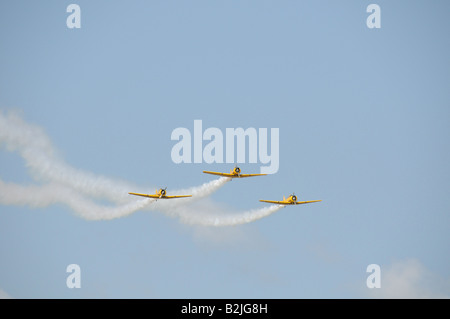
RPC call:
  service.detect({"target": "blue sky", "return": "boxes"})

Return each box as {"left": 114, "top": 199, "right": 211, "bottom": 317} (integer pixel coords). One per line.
{"left": 0, "top": 1, "right": 449, "bottom": 298}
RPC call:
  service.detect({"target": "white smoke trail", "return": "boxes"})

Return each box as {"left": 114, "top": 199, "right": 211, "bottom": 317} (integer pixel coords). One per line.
{"left": 0, "top": 180, "right": 153, "bottom": 220}
{"left": 0, "top": 111, "right": 133, "bottom": 204}
{"left": 159, "top": 202, "right": 285, "bottom": 226}
{"left": 0, "top": 110, "right": 280, "bottom": 225}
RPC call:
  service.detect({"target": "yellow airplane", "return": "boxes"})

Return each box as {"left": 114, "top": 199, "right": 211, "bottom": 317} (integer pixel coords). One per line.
{"left": 260, "top": 193, "right": 322, "bottom": 206}
{"left": 203, "top": 166, "right": 267, "bottom": 178}
{"left": 128, "top": 187, "right": 192, "bottom": 199}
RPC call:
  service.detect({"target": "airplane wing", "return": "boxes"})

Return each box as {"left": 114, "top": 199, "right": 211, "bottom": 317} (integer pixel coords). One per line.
{"left": 203, "top": 171, "right": 233, "bottom": 177}
{"left": 295, "top": 200, "right": 322, "bottom": 205}
{"left": 128, "top": 192, "right": 159, "bottom": 198}
{"left": 128, "top": 192, "right": 192, "bottom": 199}
{"left": 259, "top": 199, "right": 288, "bottom": 205}
{"left": 163, "top": 195, "right": 192, "bottom": 199}
{"left": 238, "top": 173, "right": 267, "bottom": 178}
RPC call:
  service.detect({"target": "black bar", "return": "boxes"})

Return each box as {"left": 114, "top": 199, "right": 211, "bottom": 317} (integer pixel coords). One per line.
{"left": 1, "top": 298, "right": 440, "bottom": 317}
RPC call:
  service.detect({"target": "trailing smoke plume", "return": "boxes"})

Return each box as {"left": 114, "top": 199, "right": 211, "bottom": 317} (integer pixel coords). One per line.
{"left": 0, "top": 110, "right": 283, "bottom": 225}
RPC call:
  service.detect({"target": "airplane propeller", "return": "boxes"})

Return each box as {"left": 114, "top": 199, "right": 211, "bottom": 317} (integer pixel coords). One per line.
{"left": 292, "top": 193, "right": 297, "bottom": 202}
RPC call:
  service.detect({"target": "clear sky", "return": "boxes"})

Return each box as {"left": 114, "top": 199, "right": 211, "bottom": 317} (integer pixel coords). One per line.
{"left": 0, "top": 1, "right": 449, "bottom": 298}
